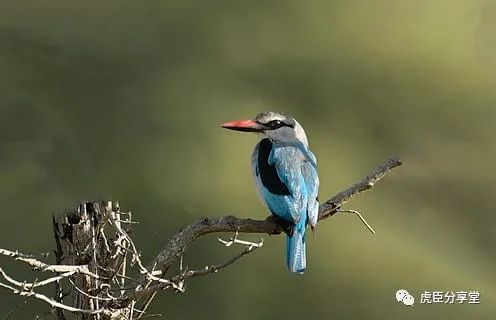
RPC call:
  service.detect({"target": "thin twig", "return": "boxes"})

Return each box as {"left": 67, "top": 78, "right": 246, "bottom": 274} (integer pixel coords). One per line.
{"left": 0, "top": 268, "right": 75, "bottom": 290}
{"left": 67, "top": 278, "right": 114, "bottom": 302}
{"left": 0, "top": 280, "right": 111, "bottom": 316}
{"left": 0, "top": 249, "right": 99, "bottom": 278}
{"left": 185, "top": 235, "right": 263, "bottom": 278}
{"left": 337, "top": 209, "right": 376, "bottom": 234}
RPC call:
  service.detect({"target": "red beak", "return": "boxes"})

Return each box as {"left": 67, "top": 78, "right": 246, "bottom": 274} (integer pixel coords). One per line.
{"left": 220, "top": 119, "right": 263, "bottom": 132}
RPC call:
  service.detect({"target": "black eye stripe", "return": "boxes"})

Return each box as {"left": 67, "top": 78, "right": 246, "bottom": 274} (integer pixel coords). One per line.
{"left": 267, "top": 120, "right": 285, "bottom": 129}
{"left": 255, "top": 118, "right": 295, "bottom": 130}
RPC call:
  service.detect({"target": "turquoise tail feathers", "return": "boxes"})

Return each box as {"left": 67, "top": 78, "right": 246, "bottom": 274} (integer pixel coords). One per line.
{"left": 286, "top": 217, "right": 307, "bottom": 273}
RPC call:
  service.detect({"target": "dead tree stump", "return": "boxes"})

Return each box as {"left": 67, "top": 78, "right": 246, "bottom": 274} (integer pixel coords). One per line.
{"left": 53, "top": 201, "right": 131, "bottom": 320}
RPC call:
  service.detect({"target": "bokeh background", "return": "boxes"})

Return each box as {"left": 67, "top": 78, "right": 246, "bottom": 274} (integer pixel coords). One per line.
{"left": 1, "top": 0, "right": 495, "bottom": 319}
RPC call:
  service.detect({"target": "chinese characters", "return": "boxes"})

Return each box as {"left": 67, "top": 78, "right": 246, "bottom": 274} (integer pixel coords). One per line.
{"left": 419, "top": 291, "right": 480, "bottom": 304}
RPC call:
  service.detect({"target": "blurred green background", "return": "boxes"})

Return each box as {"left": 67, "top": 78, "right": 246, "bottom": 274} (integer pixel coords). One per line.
{"left": 1, "top": 0, "right": 495, "bottom": 319}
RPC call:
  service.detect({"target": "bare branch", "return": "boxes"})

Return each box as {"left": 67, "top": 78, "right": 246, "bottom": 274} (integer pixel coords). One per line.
{"left": 145, "top": 157, "right": 402, "bottom": 278}
{"left": 336, "top": 209, "right": 376, "bottom": 234}
{"left": 0, "top": 267, "right": 75, "bottom": 290}
{"left": 134, "top": 157, "right": 402, "bottom": 313}
{"left": 117, "top": 233, "right": 263, "bottom": 311}
{"left": 0, "top": 248, "right": 99, "bottom": 278}
{"left": 185, "top": 233, "right": 263, "bottom": 278}
{"left": 0, "top": 271, "right": 112, "bottom": 316}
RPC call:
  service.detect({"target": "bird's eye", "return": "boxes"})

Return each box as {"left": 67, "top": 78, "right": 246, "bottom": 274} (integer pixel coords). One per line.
{"left": 268, "top": 120, "right": 283, "bottom": 128}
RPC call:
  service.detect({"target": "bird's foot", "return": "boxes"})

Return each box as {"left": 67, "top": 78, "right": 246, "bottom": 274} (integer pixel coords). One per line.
{"left": 270, "top": 215, "right": 295, "bottom": 237}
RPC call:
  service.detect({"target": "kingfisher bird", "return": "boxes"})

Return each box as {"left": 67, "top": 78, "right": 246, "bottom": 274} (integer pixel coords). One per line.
{"left": 221, "top": 111, "right": 319, "bottom": 273}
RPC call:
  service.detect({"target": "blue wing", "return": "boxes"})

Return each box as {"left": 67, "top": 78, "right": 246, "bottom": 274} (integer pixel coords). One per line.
{"left": 269, "top": 144, "right": 308, "bottom": 223}
{"left": 301, "top": 148, "right": 319, "bottom": 227}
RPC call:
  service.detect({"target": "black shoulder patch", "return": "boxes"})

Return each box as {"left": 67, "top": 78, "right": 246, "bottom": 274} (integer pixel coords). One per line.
{"left": 257, "top": 139, "right": 291, "bottom": 195}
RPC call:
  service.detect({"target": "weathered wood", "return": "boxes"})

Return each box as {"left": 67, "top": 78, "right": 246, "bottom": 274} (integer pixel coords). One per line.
{"left": 53, "top": 201, "right": 130, "bottom": 320}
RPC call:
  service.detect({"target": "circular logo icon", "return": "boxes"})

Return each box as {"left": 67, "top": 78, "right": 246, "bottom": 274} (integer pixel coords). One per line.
{"left": 396, "top": 289, "right": 415, "bottom": 306}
